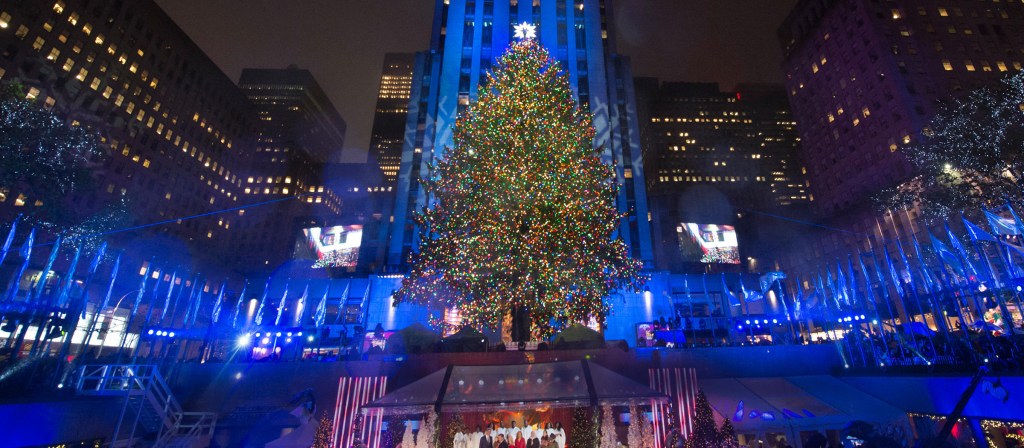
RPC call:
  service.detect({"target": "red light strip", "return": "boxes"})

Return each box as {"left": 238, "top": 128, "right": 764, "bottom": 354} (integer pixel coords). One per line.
{"left": 333, "top": 376, "right": 389, "bottom": 448}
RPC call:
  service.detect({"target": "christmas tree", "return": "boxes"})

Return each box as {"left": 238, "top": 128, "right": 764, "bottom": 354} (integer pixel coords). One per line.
{"left": 444, "top": 413, "right": 468, "bottom": 448}
{"left": 875, "top": 71, "right": 1024, "bottom": 222}
{"left": 394, "top": 35, "right": 645, "bottom": 336}
{"left": 718, "top": 419, "right": 738, "bottom": 448}
{"left": 416, "top": 411, "right": 439, "bottom": 448}
{"left": 599, "top": 405, "right": 620, "bottom": 448}
{"left": 403, "top": 423, "right": 417, "bottom": 448}
{"left": 627, "top": 405, "right": 643, "bottom": 448}
{"left": 384, "top": 416, "right": 407, "bottom": 448}
{"left": 688, "top": 390, "right": 721, "bottom": 448}
{"left": 312, "top": 412, "right": 334, "bottom": 448}
{"left": 572, "top": 407, "right": 599, "bottom": 448}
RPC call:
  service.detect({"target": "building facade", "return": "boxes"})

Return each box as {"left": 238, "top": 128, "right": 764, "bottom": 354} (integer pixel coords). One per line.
{"left": 779, "top": 0, "right": 1024, "bottom": 216}
{"left": 774, "top": 0, "right": 1024, "bottom": 280}
{"left": 369, "top": 53, "right": 415, "bottom": 186}
{"left": 386, "top": 0, "right": 654, "bottom": 269}
{"left": 235, "top": 67, "right": 347, "bottom": 275}
{"left": 0, "top": 0, "right": 257, "bottom": 269}
{"left": 636, "top": 80, "right": 809, "bottom": 272}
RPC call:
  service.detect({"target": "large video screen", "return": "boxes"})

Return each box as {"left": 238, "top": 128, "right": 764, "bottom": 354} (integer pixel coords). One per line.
{"left": 677, "top": 223, "right": 739, "bottom": 264}
{"left": 301, "top": 225, "right": 363, "bottom": 268}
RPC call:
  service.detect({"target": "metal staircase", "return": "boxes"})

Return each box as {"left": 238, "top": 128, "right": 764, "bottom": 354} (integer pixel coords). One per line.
{"left": 74, "top": 365, "right": 216, "bottom": 448}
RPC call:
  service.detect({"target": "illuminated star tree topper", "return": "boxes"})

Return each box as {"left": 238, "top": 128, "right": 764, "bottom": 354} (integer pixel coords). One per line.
{"left": 394, "top": 37, "right": 645, "bottom": 337}
{"left": 513, "top": 22, "right": 537, "bottom": 39}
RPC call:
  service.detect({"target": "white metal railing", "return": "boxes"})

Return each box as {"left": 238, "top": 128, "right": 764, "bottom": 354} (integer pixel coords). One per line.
{"left": 75, "top": 364, "right": 214, "bottom": 448}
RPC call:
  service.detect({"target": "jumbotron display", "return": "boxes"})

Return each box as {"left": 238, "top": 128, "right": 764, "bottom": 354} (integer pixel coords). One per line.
{"left": 300, "top": 225, "right": 363, "bottom": 269}
{"left": 677, "top": 223, "right": 740, "bottom": 264}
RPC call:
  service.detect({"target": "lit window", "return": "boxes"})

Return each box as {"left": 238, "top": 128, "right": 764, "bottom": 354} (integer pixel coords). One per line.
{"left": 82, "top": 23, "right": 91, "bottom": 35}
{"left": 142, "top": 159, "right": 150, "bottom": 168}
{"left": 89, "top": 77, "right": 100, "bottom": 90}
{"left": 137, "top": 49, "right": 144, "bottom": 57}
{"left": 26, "top": 87, "right": 39, "bottom": 99}
{"left": 862, "top": 106, "right": 870, "bottom": 117}
{"left": 0, "top": 11, "right": 10, "bottom": 28}
{"left": 68, "top": 12, "right": 78, "bottom": 25}
{"left": 95, "top": 34, "right": 104, "bottom": 45}
{"left": 102, "top": 86, "right": 112, "bottom": 98}
{"left": 62, "top": 58, "right": 74, "bottom": 71}
{"left": 965, "top": 60, "right": 975, "bottom": 71}
{"left": 938, "top": 7, "right": 948, "bottom": 16}
{"left": 46, "top": 48, "right": 60, "bottom": 60}
{"left": 997, "top": 61, "right": 1008, "bottom": 72}
{"left": 75, "top": 67, "right": 87, "bottom": 81}
{"left": 891, "top": 9, "right": 902, "bottom": 19}
{"left": 129, "top": 62, "right": 138, "bottom": 73}
{"left": 33, "top": 37, "right": 45, "bottom": 51}
{"left": 53, "top": 1, "right": 65, "bottom": 14}
{"left": 942, "top": 59, "right": 953, "bottom": 71}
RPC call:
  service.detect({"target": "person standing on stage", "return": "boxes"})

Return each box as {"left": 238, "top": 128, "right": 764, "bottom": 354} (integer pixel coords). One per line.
{"left": 470, "top": 425, "right": 484, "bottom": 448}
{"left": 480, "top": 427, "right": 494, "bottom": 448}
{"left": 496, "top": 434, "right": 509, "bottom": 448}
{"left": 508, "top": 421, "right": 520, "bottom": 440}
{"left": 527, "top": 430, "right": 540, "bottom": 448}
{"left": 554, "top": 423, "right": 565, "bottom": 448}
{"left": 514, "top": 431, "right": 526, "bottom": 448}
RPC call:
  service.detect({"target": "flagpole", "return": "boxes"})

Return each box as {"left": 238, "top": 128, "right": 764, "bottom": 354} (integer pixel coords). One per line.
{"left": 856, "top": 253, "right": 888, "bottom": 364}
{"left": 867, "top": 247, "right": 906, "bottom": 362}
{"left": 30, "top": 245, "right": 81, "bottom": 358}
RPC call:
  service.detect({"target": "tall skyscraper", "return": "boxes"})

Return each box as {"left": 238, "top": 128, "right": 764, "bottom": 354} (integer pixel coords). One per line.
{"left": 635, "top": 80, "right": 809, "bottom": 271}
{"left": 238, "top": 67, "right": 347, "bottom": 164}
{"left": 235, "top": 67, "right": 346, "bottom": 275}
{"left": 0, "top": 0, "right": 256, "bottom": 268}
{"left": 779, "top": 0, "right": 1024, "bottom": 216}
{"left": 387, "top": 0, "right": 653, "bottom": 269}
{"left": 369, "top": 53, "right": 415, "bottom": 185}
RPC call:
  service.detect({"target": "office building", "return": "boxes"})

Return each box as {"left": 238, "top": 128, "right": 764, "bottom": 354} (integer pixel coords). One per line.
{"left": 387, "top": 0, "right": 653, "bottom": 269}
{"left": 636, "top": 80, "right": 809, "bottom": 271}
{"left": 774, "top": 0, "right": 1024, "bottom": 278}
{"left": 779, "top": 0, "right": 1024, "bottom": 216}
{"left": 0, "top": 0, "right": 257, "bottom": 268}
{"left": 369, "top": 53, "right": 415, "bottom": 185}
{"left": 235, "top": 67, "right": 347, "bottom": 275}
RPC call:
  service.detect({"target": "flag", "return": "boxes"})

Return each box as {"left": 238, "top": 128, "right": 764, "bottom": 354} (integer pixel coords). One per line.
{"left": 883, "top": 246, "right": 905, "bottom": 298}
{"left": 54, "top": 246, "right": 82, "bottom": 309}
{"left": 845, "top": 255, "right": 859, "bottom": 307}
{"left": 313, "top": 285, "right": 328, "bottom": 329}
{"left": 212, "top": 279, "right": 227, "bottom": 324}
{"left": 274, "top": 282, "right": 290, "bottom": 326}
{"left": 985, "top": 210, "right": 1021, "bottom": 235}
{"left": 294, "top": 284, "right": 309, "bottom": 326}
{"left": 911, "top": 235, "right": 937, "bottom": 294}
{"left": 0, "top": 215, "right": 20, "bottom": 267}
{"left": 930, "top": 231, "right": 965, "bottom": 276}
{"left": 894, "top": 239, "right": 917, "bottom": 293}
{"left": 187, "top": 283, "right": 204, "bottom": 327}
{"left": 963, "top": 217, "right": 997, "bottom": 242}
{"left": 835, "top": 260, "right": 850, "bottom": 307}
{"left": 159, "top": 271, "right": 178, "bottom": 323}
{"left": 759, "top": 272, "right": 786, "bottom": 294}
{"left": 4, "top": 228, "right": 35, "bottom": 302}
{"left": 946, "top": 221, "right": 985, "bottom": 283}
{"left": 793, "top": 283, "right": 806, "bottom": 319}
{"left": 857, "top": 252, "right": 878, "bottom": 310}
{"left": 232, "top": 281, "right": 248, "bottom": 330}
{"left": 333, "top": 281, "right": 351, "bottom": 324}
{"left": 825, "top": 267, "right": 840, "bottom": 309}
{"left": 721, "top": 273, "right": 741, "bottom": 307}
{"left": 32, "top": 234, "right": 61, "bottom": 300}
{"left": 1008, "top": 201, "right": 1024, "bottom": 235}
{"left": 254, "top": 278, "right": 270, "bottom": 326}
{"left": 740, "top": 278, "right": 764, "bottom": 302}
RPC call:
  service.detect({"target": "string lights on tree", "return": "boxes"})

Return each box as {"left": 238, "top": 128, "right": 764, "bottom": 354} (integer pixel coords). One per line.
{"left": 394, "top": 33, "right": 645, "bottom": 337}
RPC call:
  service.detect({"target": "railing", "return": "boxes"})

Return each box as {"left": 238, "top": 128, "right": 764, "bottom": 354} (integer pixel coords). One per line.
{"left": 75, "top": 364, "right": 215, "bottom": 448}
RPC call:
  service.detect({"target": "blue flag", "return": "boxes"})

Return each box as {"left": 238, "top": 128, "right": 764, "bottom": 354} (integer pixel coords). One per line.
{"left": 1008, "top": 201, "right": 1024, "bottom": 235}
{"left": 985, "top": 210, "right": 1021, "bottom": 236}
{"left": 254, "top": 278, "right": 270, "bottom": 326}
{"left": 759, "top": 272, "right": 786, "bottom": 294}
{"left": 313, "top": 285, "right": 328, "bottom": 329}
{"left": 930, "top": 231, "right": 965, "bottom": 277}
{"left": 212, "top": 279, "right": 227, "bottom": 324}
{"left": 963, "top": 217, "right": 997, "bottom": 242}
{"left": 946, "top": 221, "right": 984, "bottom": 283}
{"left": 232, "top": 281, "right": 248, "bottom": 330}
{"left": 721, "top": 273, "right": 741, "bottom": 307}
{"left": 274, "top": 282, "right": 290, "bottom": 327}
{"left": 883, "top": 246, "right": 905, "bottom": 298}
{"left": 845, "top": 255, "right": 859, "bottom": 308}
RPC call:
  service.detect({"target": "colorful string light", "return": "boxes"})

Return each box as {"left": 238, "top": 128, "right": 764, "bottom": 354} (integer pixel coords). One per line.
{"left": 394, "top": 39, "right": 644, "bottom": 337}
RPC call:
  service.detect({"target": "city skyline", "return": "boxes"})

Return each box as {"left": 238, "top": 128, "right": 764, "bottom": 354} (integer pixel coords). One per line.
{"left": 156, "top": 0, "right": 798, "bottom": 163}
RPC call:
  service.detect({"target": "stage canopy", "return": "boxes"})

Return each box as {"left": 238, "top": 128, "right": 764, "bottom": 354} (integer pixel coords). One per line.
{"left": 700, "top": 376, "right": 906, "bottom": 433}
{"left": 362, "top": 360, "right": 667, "bottom": 415}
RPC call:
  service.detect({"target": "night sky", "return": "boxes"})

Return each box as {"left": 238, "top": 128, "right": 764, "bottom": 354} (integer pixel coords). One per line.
{"left": 155, "top": 0, "right": 798, "bottom": 163}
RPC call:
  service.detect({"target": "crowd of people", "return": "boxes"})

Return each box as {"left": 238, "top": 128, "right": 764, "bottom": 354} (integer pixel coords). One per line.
{"left": 454, "top": 422, "right": 566, "bottom": 448}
